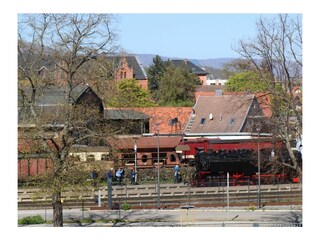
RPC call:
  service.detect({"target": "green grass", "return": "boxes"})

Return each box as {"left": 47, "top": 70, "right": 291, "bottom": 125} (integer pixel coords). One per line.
{"left": 18, "top": 215, "right": 46, "bottom": 225}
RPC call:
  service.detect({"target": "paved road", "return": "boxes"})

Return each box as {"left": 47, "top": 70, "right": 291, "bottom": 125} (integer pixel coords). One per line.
{"left": 18, "top": 205, "right": 302, "bottom": 227}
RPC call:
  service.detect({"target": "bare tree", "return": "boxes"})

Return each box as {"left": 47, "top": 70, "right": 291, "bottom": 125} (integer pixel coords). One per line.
{"left": 18, "top": 14, "right": 119, "bottom": 226}
{"left": 235, "top": 14, "right": 302, "bottom": 178}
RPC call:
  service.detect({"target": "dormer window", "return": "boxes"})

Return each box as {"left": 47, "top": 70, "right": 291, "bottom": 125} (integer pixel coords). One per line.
{"left": 200, "top": 118, "right": 206, "bottom": 125}
{"left": 229, "top": 118, "right": 235, "bottom": 126}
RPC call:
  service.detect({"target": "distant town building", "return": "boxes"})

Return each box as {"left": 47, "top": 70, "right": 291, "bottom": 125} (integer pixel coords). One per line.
{"left": 206, "top": 78, "right": 228, "bottom": 86}
{"left": 106, "top": 54, "right": 148, "bottom": 89}
{"left": 168, "top": 59, "right": 208, "bottom": 85}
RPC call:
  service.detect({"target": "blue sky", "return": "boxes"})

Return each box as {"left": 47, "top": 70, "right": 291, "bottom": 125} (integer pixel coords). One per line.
{"left": 117, "top": 14, "right": 277, "bottom": 59}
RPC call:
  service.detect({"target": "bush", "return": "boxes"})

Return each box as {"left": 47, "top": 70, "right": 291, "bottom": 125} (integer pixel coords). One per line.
{"left": 247, "top": 205, "right": 257, "bottom": 211}
{"left": 121, "top": 202, "right": 131, "bottom": 211}
{"left": 18, "top": 215, "right": 46, "bottom": 225}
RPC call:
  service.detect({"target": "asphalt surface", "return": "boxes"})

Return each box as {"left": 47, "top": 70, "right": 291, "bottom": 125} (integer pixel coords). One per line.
{"left": 18, "top": 205, "right": 302, "bottom": 227}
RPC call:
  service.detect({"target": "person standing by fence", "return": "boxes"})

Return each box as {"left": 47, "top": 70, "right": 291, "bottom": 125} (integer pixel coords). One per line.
{"left": 106, "top": 168, "right": 113, "bottom": 185}
{"left": 130, "top": 169, "right": 136, "bottom": 185}
{"left": 116, "top": 168, "right": 124, "bottom": 186}
{"left": 174, "top": 165, "right": 180, "bottom": 183}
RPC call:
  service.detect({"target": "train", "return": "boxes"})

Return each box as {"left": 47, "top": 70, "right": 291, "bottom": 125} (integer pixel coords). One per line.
{"left": 190, "top": 148, "right": 292, "bottom": 187}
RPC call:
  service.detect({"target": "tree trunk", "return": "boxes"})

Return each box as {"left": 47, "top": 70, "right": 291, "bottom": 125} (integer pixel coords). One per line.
{"left": 52, "top": 191, "right": 63, "bottom": 227}
{"left": 284, "top": 136, "right": 302, "bottom": 182}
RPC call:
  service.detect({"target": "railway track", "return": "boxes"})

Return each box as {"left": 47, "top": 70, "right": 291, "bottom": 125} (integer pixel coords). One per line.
{"left": 18, "top": 183, "right": 302, "bottom": 209}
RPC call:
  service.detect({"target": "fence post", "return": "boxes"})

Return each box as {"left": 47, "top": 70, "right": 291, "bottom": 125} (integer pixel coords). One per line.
{"left": 247, "top": 178, "right": 250, "bottom": 204}
{"left": 81, "top": 196, "right": 84, "bottom": 219}
{"left": 108, "top": 178, "right": 112, "bottom": 209}
{"left": 227, "top": 172, "right": 229, "bottom": 221}
{"left": 44, "top": 196, "right": 47, "bottom": 222}
{"left": 98, "top": 190, "right": 101, "bottom": 207}
{"left": 290, "top": 183, "right": 293, "bottom": 210}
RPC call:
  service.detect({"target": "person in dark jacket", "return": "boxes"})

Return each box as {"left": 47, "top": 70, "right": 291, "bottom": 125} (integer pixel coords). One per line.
{"left": 130, "top": 169, "right": 136, "bottom": 185}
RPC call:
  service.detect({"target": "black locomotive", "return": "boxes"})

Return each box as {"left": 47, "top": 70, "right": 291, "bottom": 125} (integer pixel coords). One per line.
{"left": 195, "top": 149, "right": 257, "bottom": 175}
{"left": 192, "top": 149, "right": 291, "bottom": 187}
{"left": 194, "top": 149, "right": 257, "bottom": 187}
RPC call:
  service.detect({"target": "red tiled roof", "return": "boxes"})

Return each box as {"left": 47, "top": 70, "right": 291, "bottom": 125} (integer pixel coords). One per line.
{"left": 106, "top": 107, "right": 193, "bottom": 134}
{"left": 255, "top": 93, "right": 272, "bottom": 118}
{"left": 136, "top": 107, "right": 192, "bottom": 134}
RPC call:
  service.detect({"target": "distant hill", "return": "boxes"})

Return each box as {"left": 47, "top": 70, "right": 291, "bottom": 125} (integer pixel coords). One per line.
{"left": 136, "top": 54, "right": 236, "bottom": 69}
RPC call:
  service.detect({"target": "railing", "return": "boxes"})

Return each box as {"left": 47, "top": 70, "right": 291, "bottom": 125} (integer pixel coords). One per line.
{"left": 18, "top": 182, "right": 302, "bottom": 210}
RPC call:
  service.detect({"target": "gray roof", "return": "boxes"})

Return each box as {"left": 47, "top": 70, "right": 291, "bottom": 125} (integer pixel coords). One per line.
{"left": 18, "top": 85, "right": 94, "bottom": 125}
{"left": 106, "top": 55, "right": 147, "bottom": 80}
{"left": 169, "top": 59, "right": 208, "bottom": 75}
{"left": 104, "top": 109, "right": 150, "bottom": 120}
{"left": 186, "top": 95, "right": 258, "bottom": 134}
{"left": 18, "top": 85, "right": 91, "bottom": 106}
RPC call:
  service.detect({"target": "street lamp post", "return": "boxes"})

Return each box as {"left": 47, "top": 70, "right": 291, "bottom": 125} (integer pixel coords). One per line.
{"left": 156, "top": 124, "right": 160, "bottom": 209}
{"left": 257, "top": 128, "right": 261, "bottom": 209}
{"left": 134, "top": 141, "right": 137, "bottom": 184}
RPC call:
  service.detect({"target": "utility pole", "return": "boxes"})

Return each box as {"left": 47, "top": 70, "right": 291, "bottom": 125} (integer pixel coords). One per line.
{"left": 156, "top": 124, "right": 160, "bottom": 209}
{"left": 257, "top": 126, "right": 261, "bottom": 209}
{"left": 134, "top": 140, "right": 137, "bottom": 184}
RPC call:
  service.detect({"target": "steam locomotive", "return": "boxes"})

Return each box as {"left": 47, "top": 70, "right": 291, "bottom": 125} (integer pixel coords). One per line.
{"left": 192, "top": 149, "right": 288, "bottom": 187}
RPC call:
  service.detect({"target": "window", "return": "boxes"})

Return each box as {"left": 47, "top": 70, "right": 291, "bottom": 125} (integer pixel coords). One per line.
{"left": 86, "top": 154, "right": 95, "bottom": 162}
{"left": 101, "top": 154, "right": 108, "bottom": 161}
{"left": 142, "top": 155, "right": 148, "bottom": 163}
{"left": 170, "top": 154, "right": 176, "bottom": 162}
{"left": 200, "top": 118, "right": 206, "bottom": 125}
{"left": 229, "top": 118, "right": 235, "bottom": 126}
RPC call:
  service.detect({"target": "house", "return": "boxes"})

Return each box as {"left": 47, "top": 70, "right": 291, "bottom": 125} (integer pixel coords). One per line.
{"left": 18, "top": 85, "right": 107, "bottom": 179}
{"left": 178, "top": 94, "right": 277, "bottom": 163}
{"left": 109, "top": 135, "right": 182, "bottom": 169}
{"left": 194, "top": 87, "right": 273, "bottom": 118}
{"left": 184, "top": 94, "right": 265, "bottom": 135}
{"left": 106, "top": 54, "right": 148, "bottom": 90}
{"left": 206, "top": 78, "right": 228, "bottom": 86}
{"left": 104, "top": 108, "right": 150, "bottom": 134}
{"left": 18, "top": 85, "right": 104, "bottom": 126}
{"left": 168, "top": 59, "right": 208, "bottom": 85}
{"left": 131, "top": 107, "right": 193, "bottom": 134}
